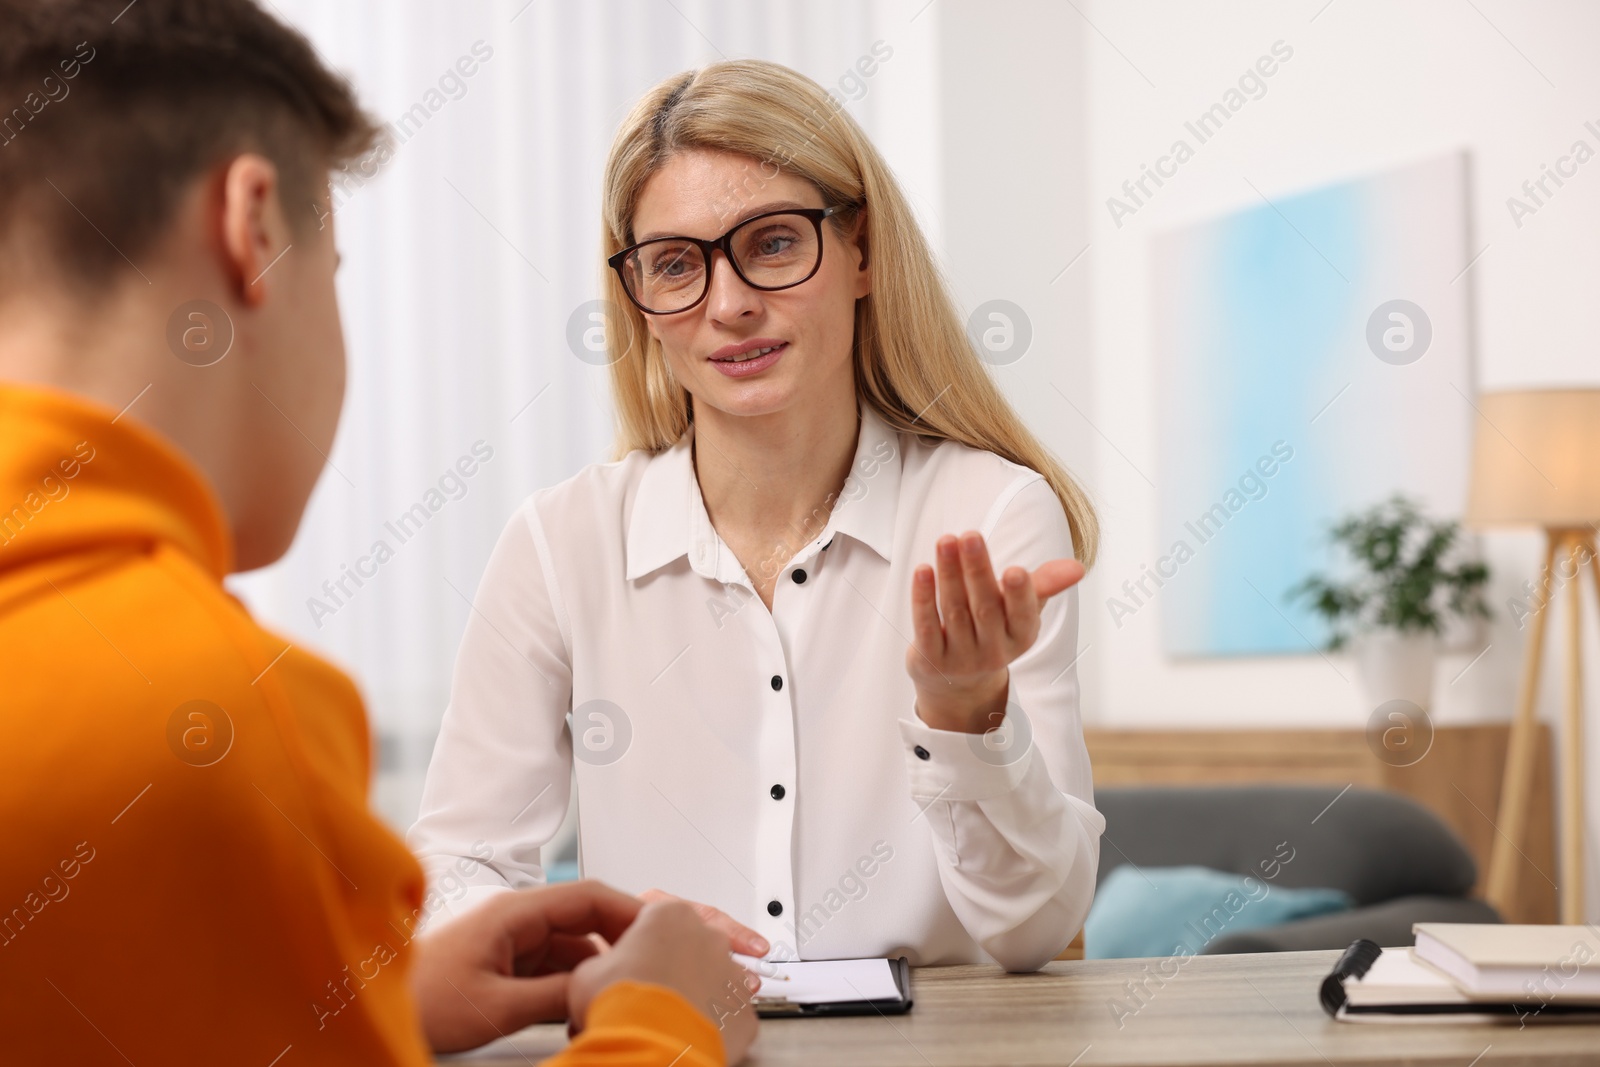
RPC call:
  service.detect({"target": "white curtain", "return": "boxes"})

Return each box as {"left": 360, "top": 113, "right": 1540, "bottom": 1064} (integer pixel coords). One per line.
{"left": 231, "top": 0, "right": 945, "bottom": 829}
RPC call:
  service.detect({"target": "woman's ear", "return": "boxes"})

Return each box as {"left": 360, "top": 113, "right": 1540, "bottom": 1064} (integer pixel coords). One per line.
{"left": 850, "top": 208, "right": 872, "bottom": 298}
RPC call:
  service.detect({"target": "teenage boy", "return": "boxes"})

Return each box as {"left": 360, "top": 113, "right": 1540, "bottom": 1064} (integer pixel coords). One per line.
{"left": 0, "top": 1, "right": 757, "bottom": 1063}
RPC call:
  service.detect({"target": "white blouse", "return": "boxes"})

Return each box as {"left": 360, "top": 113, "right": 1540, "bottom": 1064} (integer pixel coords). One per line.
{"left": 406, "top": 401, "right": 1104, "bottom": 970}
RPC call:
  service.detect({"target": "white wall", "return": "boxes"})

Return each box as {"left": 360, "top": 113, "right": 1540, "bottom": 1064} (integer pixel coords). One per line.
{"left": 936, "top": 1, "right": 1096, "bottom": 582}
{"left": 1071, "top": 0, "right": 1600, "bottom": 918}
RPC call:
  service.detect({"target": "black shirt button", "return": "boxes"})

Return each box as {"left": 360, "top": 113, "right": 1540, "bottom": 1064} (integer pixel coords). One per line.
{"left": 792, "top": 569, "right": 807, "bottom": 584}
{"left": 768, "top": 900, "right": 783, "bottom": 916}
{"left": 914, "top": 745, "right": 931, "bottom": 761}
{"left": 770, "top": 784, "right": 786, "bottom": 800}
{"left": 771, "top": 675, "right": 783, "bottom": 691}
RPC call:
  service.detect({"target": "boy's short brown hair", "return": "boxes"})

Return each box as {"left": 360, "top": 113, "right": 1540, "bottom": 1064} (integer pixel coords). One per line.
{"left": 0, "top": 0, "right": 382, "bottom": 292}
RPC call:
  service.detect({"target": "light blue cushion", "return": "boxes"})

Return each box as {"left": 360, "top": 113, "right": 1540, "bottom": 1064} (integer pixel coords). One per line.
{"left": 1084, "top": 865, "right": 1353, "bottom": 959}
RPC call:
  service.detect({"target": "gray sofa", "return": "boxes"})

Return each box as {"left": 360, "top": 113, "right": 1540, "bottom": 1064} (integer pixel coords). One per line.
{"left": 1093, "top": 785, "right": 1501, "bottom": 953}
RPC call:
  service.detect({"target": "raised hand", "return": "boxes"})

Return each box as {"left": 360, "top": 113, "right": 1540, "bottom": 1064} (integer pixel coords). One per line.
{"left": 906, "top": 530, "right": 1085, "bottom": 733}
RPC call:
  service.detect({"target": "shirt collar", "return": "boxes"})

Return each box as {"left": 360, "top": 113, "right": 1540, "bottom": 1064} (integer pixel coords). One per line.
{"left": 0, "top": 382, "right": 234, "bottom": 579}
{"left": 624, "top": 423, "right": 696, "bottom": 582}
{"left": 625, "top": 401, "right": 902, "bottom": 582}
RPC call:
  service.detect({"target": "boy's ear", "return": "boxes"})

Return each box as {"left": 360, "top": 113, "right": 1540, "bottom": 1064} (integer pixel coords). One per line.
{"left": 219, "top": 153, "right": 289, "bottom": 308}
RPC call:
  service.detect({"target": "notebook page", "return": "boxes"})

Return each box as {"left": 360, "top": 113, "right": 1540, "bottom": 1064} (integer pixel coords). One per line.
{"left": 735, "top": 956, "right": 902, "bottom": 1004}
{"left": 1343, "top": 948, "right": 1471, "bottom": 1007}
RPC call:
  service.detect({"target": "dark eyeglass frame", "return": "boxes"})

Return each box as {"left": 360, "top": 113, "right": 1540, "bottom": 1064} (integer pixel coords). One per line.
{"left": 607, "top": 205, "right": 847, "bottom": 315}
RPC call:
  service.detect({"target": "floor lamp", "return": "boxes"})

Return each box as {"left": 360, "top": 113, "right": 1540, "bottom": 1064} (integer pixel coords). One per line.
{"left": 1468, "top": 388, "right": 1600, "bottom": 925}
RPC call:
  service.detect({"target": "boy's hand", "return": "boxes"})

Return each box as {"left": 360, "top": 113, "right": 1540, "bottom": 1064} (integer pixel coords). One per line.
{"left": 639, "top": 887, "right": 770, "bottom": 957}
{"left": 569, "top": 899, "right": 761, "bottom": 1063}
{"left": 408, "top": 880, "right": 640, "bottom": 1052}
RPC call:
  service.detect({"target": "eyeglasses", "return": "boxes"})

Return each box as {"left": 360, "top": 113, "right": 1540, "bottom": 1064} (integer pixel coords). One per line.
{"left": 608, "top": 205, "right": 845, "bottom": 315}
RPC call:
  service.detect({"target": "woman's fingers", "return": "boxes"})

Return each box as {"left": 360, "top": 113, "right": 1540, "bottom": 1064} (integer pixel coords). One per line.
{"left": 1000, "top": 565, "right": 1038, "bottom": 645}
{"left": 910, "top": 564, "right": 945, "bottom": 660}
{"left": 934, "top": 535, "right": 975, "bottom": 650}
{"left": 1032, "top": 558, "right": 1086, "bottom": 602}
{"left": 916, "top": 534, "right": 1086, "bottom": 676}
{"left": 958, "top": 532, "right": 1007, "bottom": 647}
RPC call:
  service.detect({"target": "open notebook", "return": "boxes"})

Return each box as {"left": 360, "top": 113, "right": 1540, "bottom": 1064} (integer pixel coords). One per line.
{"left": 734, "top": 956, "right": 913, "bottom": 1017}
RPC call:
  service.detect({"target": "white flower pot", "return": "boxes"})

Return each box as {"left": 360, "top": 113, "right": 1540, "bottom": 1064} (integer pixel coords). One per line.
{"left": 1354, "top": 630, "right": 1437, "bottom": 712}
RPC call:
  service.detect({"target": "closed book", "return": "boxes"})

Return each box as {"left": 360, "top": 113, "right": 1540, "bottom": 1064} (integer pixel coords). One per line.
{"left": 1321, "top": 939, "right": 1600, "bottom": 1023}
{"left": 1412, "top": 923, "right": 1600, "bottom": 1000}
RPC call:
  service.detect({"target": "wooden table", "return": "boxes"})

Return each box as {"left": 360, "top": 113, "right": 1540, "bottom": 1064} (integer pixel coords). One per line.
{"left": 444, "top": 950, "right": 1600, "bottom": 1066}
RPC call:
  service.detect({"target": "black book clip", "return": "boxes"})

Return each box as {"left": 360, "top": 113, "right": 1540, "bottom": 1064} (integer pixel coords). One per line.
{"left": 1319, "top": 938, "right": 1383, "bottom": 1018}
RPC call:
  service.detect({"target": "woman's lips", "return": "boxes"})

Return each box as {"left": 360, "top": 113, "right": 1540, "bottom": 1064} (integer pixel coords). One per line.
{"left": 709, "top": 341, "right": 787, "bottom": 377}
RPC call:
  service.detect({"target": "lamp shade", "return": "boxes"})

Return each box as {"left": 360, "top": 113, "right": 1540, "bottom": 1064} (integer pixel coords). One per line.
{"left": 1466, "top": 388, "right": 1600, "bottom": 528}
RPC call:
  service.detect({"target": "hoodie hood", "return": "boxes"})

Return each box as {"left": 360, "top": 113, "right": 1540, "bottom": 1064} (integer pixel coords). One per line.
{"left": 0, "top": 382, "right": 233, "bottom": 579}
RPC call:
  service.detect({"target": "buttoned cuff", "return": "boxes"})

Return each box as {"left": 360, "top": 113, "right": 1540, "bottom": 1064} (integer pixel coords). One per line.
{"left": 897, "top": 710, "right": 1035, "bottom": 803}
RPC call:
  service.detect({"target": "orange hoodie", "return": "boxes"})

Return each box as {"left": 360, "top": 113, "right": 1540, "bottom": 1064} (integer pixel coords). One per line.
{"left": 0, "top": 383, "right": 724, "bottom": 1067}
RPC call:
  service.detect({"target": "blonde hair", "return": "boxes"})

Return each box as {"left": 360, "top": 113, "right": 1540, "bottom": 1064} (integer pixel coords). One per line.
{"left": 599, "top": 59, "right": 1098, "bottom": 568}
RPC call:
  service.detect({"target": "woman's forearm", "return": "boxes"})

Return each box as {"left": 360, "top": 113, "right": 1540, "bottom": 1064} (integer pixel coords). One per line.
{"left": 898, "top": 474, "right": 1105, "bottom": 969}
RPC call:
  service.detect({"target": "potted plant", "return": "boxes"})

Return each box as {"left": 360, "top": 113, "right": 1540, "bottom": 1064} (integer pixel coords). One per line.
{"left": 1287, "top": 495, "right": 1491, "bottom": 711}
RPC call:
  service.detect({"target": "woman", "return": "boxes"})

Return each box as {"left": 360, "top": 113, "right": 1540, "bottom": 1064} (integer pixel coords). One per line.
{"left": 407, "top": 59, "right": 1104, "bottom": 971}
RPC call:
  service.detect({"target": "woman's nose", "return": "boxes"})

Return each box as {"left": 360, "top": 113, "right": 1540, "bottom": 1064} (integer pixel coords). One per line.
{"left": 703, "top": 250, "right": 762, "bottom": 323}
